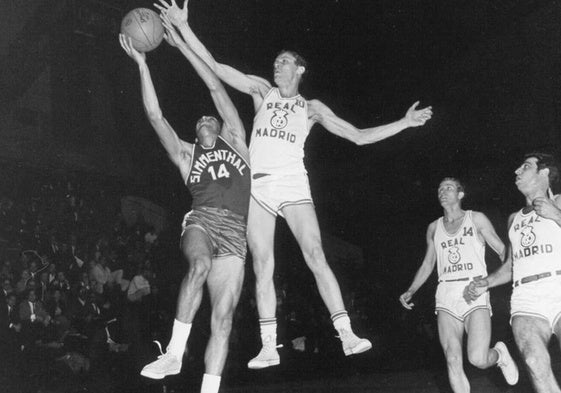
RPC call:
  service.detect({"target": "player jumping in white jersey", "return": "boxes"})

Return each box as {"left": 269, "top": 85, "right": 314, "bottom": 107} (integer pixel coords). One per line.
{"left": 155, "top": 0, "right": 432, "bottom": 369}
{"left": 468, "top": 152, "right": 561, "bottom": 393}
{"left": 400, "top": 178, "right": 518, "bottom": 393}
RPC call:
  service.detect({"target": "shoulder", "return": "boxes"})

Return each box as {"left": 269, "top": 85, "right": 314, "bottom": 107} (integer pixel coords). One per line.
{"left": 218, "top": 131, "right": 248, "bottom": 156}
{"left": 507, "top": 211, "right": 518, "bottom": 226}
{"left": 247, "top": 75, "right": 273, "bottom": 98}
{"left": 177, "top": 140, "right": 195, "bottom": 163}
{"left": 471, "top": 211, "right": 489, "bottom": 224}
{"left": 427, "top": 220, "right": 439, "bottom": 235}
{"left": 307, "top": 99, "right": 327, "bottom": 112}
{"left": 307, "top": 99, "right": 331, "bottom": 124}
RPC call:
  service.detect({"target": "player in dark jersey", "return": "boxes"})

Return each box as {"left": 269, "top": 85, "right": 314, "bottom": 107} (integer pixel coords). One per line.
{"left": 119, "top": 16, "right": 250, "bottom": 393}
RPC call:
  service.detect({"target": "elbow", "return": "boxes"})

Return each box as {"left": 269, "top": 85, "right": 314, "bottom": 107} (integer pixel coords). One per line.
{"left": 353, "top": 133, "right": 371, "bottom": 146}
{"left": 206, "top": 79, "right": 220, "bottom": 92}
{"left": 354, "top": 137, "right": 367, "bottom": 146}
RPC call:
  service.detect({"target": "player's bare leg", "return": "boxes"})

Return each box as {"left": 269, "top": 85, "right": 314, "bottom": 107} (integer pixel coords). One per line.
{"left": 513, "top": 315, "right": 561, "bottom": 393}
{"left": 438, "top": 312, "right": 469, "bottom": 393}
{"left": 247, "top": 198, "right": 280, "bottom": 369}
{"left": 283, "top": 203, "right": 371, "bottom": 356}
{"left": 465, "top": 309, "right": 518, "bottom": 385}
{"left": 141, "top": 227, "right": 212, "bottom": 379}
{"left": 465, "top": 309, "right": 495, "bottom": 368}
{"left": 202, "top": 255, "right": 244, "bottom": 393}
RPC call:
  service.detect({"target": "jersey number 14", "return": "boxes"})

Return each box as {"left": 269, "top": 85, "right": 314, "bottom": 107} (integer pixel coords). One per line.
{"left": 207, "top": 164, "right": 230, "bottom": 180}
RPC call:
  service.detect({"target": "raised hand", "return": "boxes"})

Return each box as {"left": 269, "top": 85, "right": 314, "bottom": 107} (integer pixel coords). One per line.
{"left": 399, "top": 290, "right": 415, "bottom": 310}
{"left": 532, "top": 197, "right": 561, "bottom": 221}
{"left": 154, "top": 0, "right": 188, "bottom": 26}
{"left": 404, "top": 101, "right": 433, "bottom": 127}
{"left": 161, "top": 13, "right": 182, "bottom": 48}
{"left": 119, "top": 34, "right": 146, "bottom": 64}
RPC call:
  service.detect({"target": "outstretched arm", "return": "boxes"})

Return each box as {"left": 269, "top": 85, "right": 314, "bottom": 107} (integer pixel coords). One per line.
{"left": 119, "top": 34, "right": 191, "bottom": 169}
{"left": 161, "top": 16, "right": 247, "bottom": 151}
{"left": 154, "top": 0, "right": 271, "bottom": 104}
{"left": 308, "top": 100, "right": 433, "bottom": 145}
{"left": 399, "top": 222, "right": 437, "bottom": 310}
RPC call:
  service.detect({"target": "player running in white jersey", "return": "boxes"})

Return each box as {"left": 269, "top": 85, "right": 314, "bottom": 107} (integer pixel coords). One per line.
{"left": 400, "top": 178, "right": 518, "bottom": 393}
{"left": 468, "top": 152, "right": 561, "bottom": 393}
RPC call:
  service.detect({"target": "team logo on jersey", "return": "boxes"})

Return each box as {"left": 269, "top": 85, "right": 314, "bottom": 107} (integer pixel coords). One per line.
{"left": 270, "top": 109, "right": 288, "bottom": 129}
{"left": 520, "top": 225, "right": 536, "bottom": 247}
{"left": 447, "top": 246, "right": 461, "bottom": 264}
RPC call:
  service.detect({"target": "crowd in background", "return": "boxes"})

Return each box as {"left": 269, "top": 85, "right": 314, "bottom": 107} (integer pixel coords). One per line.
{"left": 0, "top": 164, "right": 437, "bottom": 392}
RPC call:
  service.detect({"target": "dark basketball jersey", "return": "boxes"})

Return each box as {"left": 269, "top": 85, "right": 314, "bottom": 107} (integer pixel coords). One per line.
{"left": 186, "top": 135, "right": 251, "bottom": 217}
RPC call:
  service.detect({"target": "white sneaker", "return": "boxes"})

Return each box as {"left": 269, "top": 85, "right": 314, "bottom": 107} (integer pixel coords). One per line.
{"left": 140, "top": 352, "right": 182, "bottom": 379}
{"left": 247, "top": 344, "right": 280, "bottom": 369}
{"left": 339, "top": 330, "right": 372, "bottom": 356}
{"left": 494, "top": 341, "right": 519, "bottom": 385}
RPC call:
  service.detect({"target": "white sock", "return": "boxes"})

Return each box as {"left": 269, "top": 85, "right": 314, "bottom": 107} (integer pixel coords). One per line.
{"left": 259, "top": 318, "right": 277, "bottom": 347}
{"left": 332, "top": 314, "right": 352, "bottom": 335}
{"left": 200, "top": 373, "right": 221, "bottom": 393}
{"left": 167, "top": 319, "right": 191, "bottom": 358}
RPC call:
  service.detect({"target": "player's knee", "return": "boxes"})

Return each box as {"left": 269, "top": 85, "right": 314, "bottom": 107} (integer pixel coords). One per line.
{"left": 522, "top": 352, "right": 547, "bottom": 374}
{"left": 467, "top": 349, "right": 488, "bottom": 369}
{"left": 302, "top": 244, "right": 327, "bottom": 271}
{"left": 211, "top": 311, "right": 234, "bottom": 338}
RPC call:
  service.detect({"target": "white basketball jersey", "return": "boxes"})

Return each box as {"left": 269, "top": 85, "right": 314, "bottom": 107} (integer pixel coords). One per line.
{"left": 434, "top": 210, "right": 487, "bottom": 280}
{"left": 509, "top": 208, "right": 561, "bottom": 282}
{"left": 250, "top": 88, "right": 309, "bottom": 175}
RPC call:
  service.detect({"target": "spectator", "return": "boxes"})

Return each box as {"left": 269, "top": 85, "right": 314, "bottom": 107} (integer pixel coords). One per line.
{"left": 1, "top": 277, "right": 13, "bottom": 301}
{"left": 127, "top": 267, "right": 152, "bottom": 303}
{"left": 19, "top": 289, "right": 50, "bottom": 346}
{"left": 15, "top": 269, "right": 31, "bottom": 295}
{"left": 90, "top": 255, "right": 124, "bottom": 294}
{"left": 46, "top": 288, "right": 70, "bottom": 342}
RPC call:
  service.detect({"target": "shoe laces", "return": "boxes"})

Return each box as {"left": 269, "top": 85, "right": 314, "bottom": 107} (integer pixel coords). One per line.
{"left": 262, "top": 335, "right": 283, "bottom": 350}
{"left": 153, "top": 340, "right": 175, "bottom": 361}
{"left": 262, "top": 343, "right": 283, "bottom": 350}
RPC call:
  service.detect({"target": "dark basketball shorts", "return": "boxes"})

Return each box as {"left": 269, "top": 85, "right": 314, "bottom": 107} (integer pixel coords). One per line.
{"left": 181, "top": 207, "right": 247, "bottom": 260}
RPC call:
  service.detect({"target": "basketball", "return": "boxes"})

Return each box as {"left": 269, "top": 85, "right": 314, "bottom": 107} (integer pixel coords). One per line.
{"left": 120, "top": 8, "right": 164, "bottom": 52}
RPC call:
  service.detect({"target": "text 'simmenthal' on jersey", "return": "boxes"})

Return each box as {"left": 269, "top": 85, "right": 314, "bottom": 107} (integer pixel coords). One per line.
{"left": 186, "top": 135, "right": 251, "bottom": 218}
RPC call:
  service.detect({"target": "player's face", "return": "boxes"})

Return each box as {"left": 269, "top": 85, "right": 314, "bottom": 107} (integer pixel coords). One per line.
{"left": 514, "top": 157, "right": 542, "bottom": 191}
{"left": 195, "top": 116, "right": 220, "bottom": 142}
{"left": 437, "top": 180, "right": 462, "bottom": 206}
{"left": 273, "top": 53, "right": 302, "bottom": 85}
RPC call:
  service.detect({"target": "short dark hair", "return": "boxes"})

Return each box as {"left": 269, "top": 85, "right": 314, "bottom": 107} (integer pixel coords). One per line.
{"left": 524, "top": 152, "right": 560, "bottom": 191}
{"left": 440, "top": 177, "right": 465, "bottom": 193}
{"left": 278, "top": 50, "right": 307, "bottom": 68}
{"left": 277, "top": 50, "right": 308, "bottom": 77}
